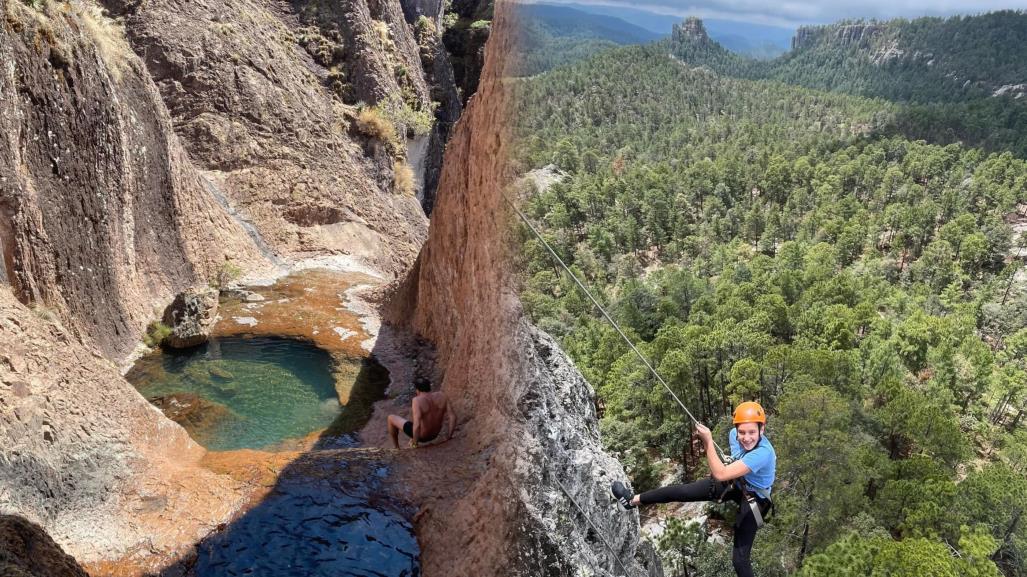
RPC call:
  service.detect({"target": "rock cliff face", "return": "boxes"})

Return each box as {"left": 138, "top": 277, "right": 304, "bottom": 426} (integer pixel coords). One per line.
{"left": 441, "top": 0, "right": 491, "bottom": 106}
{"left": 0, "top": 285, "right": 245, "bottom": 566}
{"left": 101, "top": 0, "right": 434, "bottom": 275}
{"left": 0, "top": 0, "right": 457, "bottom": 567}
{"left": 791, "top": 23, "right": 885, "bottom": 52}
{"left": 400, "top": 0, "right": 462, "bottom": 214}
{"left": 0, "top": 0, "right": 267, "bottom": 360}
{"left": 386, "top": 3, "right": 658, "bottom": 574}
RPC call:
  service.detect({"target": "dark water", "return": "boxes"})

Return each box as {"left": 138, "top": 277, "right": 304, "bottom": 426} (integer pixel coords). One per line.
{"left": 127, "top": 337, "right": 350, "bottom": 451}
{"left": 194, "top": 474, "right": 420, "bottom": 577}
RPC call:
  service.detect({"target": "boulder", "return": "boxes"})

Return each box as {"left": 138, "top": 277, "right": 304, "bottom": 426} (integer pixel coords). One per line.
{"left": 161, "top": 288, "right": 220, "bottom": 349}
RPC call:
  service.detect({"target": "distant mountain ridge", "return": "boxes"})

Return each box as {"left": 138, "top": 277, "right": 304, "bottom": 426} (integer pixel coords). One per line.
{"left": 515, "top": 4, "right": 661, "bottom": 45}
{"left": 512, "top": 3, "right": 662, "bottom": 75}
{"left": 536, "top": 2, "right": 793, "bottom": 58}
{"left": 671, "top": 12, "right": 1027, "bottom": 103}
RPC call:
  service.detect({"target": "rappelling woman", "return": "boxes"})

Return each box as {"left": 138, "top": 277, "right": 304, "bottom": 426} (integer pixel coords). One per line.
{"left": 612, "top": 401, "right": 776, "bottom": 577}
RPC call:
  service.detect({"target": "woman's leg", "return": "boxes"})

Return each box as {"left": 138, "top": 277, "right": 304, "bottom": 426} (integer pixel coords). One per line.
{"left": 636, "top": 477, "right": 732, "bottom": 506}
{"left": 731, "top": 498, "right": 770, "bottom": 577}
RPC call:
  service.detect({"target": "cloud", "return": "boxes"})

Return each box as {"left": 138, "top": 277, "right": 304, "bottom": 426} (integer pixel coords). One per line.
{"left": 517, "top": 0, "right": 1027, "bottom": 28}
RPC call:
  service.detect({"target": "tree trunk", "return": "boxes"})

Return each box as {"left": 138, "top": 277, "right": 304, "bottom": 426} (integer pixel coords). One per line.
{"left": 992, "top": 508, "right": 1022, "bottom": 563}
{"left": 1011, "top": 407, "right": 1025, "bottom": 430}
{"left": 797, "top": 520, "right": 811, "bottom": 569}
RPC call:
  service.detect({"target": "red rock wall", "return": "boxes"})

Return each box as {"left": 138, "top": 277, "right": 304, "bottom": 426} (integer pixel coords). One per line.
{"left": 385, "top": 1, "right": 527, "bottom": 573}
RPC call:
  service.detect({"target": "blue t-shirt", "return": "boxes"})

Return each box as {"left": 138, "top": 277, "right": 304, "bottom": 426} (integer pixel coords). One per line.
{"left": 729, "top": 427, "right": 776, "bottom": 498}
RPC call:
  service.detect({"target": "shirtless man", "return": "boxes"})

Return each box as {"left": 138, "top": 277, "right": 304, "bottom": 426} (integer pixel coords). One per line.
{"left": 387, "top": 377, "right": 456, "bottom": 448}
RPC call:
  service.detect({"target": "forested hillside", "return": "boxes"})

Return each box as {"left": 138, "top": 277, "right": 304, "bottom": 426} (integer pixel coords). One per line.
{"left": 513, "top": 41, "right": 1027, "bottom": 576}
{"left": 671, "top": 12, "right": 1027, "bottom": 103}
{"left": 668, "top": 13, "right": 1027, "bottom": 157}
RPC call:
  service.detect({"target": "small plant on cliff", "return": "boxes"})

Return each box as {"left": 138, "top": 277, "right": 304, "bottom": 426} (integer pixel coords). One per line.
{"left": 76, "top": 3, "right": 131, "bottom": 81}
{"left": 380, "top": 94, "right": 436, "bottom": 138}
{"left": 355, "top": 105, "right": 400, "bottom": 149}
{"left": 394, "top": 161, "right": 415, "bottom": 196}
{"left": 371, "top": 20, "right": 395, "bottom": 53}
{"left": 215, "top": 261, "right": 243, "bottom": 289}
{"left": 414, "top": 15, "right": 436, "bottom": 42}
{"left": 143, "top": 321, "right": 172, "bottom": 348}
{"left": 469, "top": 19, "right": 491, "bottom": 31}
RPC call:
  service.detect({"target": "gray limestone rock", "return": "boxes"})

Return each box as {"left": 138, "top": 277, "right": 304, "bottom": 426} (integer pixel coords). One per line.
{"left": 512, "top": 322, "right": 662, "bottom": 577}
{"left": 0, "top": 515, "right": 89, "bottom": 577}
{"left": 161, "top": 288, "right": 220, "bottom": 349}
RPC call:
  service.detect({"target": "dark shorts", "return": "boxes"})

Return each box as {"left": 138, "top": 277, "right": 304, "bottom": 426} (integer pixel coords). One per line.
{"left": 402, "top": 420, "right": 439, "bottom": 443}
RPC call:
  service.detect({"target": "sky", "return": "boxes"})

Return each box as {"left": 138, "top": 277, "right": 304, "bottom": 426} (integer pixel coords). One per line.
{"left": 517, "top": 0, "right": 1027, "bottom": 29}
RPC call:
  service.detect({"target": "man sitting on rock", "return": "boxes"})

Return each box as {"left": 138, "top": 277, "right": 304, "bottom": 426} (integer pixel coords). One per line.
{"left": 387, "top": 377, "right": 456, "bottom": 449}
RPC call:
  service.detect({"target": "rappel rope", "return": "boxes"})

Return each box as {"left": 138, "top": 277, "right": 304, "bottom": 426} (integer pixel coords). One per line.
{"left": 503, "top": 192, "right": 729, "bottom": 462}
{"left": 554, "top": 477, "right": 631, "bottom": 576}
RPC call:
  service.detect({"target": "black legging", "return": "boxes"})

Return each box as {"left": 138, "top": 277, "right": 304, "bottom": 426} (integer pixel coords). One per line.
{"left": 640, "top": 478, "right": 771, "bottom": 577}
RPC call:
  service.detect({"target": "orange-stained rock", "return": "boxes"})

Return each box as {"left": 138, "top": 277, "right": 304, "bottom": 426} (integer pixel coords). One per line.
{"left": 0, "top": 287, "right": 248, "bottom": 570}
{"left": 382, "top": 2, "right": 657, "bottom": 574}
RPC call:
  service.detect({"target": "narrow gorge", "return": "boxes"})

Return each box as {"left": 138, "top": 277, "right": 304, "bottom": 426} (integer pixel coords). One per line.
{"left": 0, "top": 0, "right": 657, "bottom": 575}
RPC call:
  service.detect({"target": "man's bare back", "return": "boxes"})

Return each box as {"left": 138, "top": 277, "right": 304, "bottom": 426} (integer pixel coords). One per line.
{"left": 387, "top": 378, "right": 457, "bottom": 448}
{"left": 412, "top": 391, "right": 448, "bottom": 441}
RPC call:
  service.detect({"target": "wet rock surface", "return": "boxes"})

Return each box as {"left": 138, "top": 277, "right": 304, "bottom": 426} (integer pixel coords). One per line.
{"left": 162, "top": 288, "right": 220, "bottom": 349}
{"left": 215, "top": 268, "right": 380, "bottom": 361}
{"left": 156, "top": 448, "right": 420, "bottom": 577}
{"left": 148, "top": 393, "right": 237, "bottom": 442}
{"left": 194, "top": 469, "right": 418, "bottom": 576}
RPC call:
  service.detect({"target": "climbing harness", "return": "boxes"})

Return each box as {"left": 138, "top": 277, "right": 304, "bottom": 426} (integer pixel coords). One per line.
{"left": 503, "top": 192, "right": 730, "bottom": 462}
{"left": 739, "top": 484, "right": 769, "bottom": 529}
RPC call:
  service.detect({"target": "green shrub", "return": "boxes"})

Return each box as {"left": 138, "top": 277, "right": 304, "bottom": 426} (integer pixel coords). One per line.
{"left": 143, "top": 321, "right": 172, "bottom": 348}
{"left": 414, "top": 15, "right": 436, "bottom": 40}
{"left": 215, "top": 261, "right": 243, "bottom": 289}
{"left": 379, "top": 94, "right": 436, "bottom": 137}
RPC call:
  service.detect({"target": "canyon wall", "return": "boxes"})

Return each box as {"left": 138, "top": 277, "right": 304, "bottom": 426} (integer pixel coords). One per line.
{"left": 0, "top": 0, "right": 267, "bottom": 360}
{"left": 102, "top": 0, "right": 434, "bottom": 273}
{"left": 386, "top": 2, "right": 659, "bottom": 574}
{"left": 0, "top": 0, "right": 451, "bottom": 566}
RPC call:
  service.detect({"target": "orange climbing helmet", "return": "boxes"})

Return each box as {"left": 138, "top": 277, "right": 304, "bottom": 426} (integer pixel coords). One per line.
{"left": 733, "top": 401, "right": 767, "bottom": 425}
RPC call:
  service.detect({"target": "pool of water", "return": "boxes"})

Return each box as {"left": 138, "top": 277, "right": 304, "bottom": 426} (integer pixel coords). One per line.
{"left": 126, "top": 336, "right": 369, "bottom": 451}
{"left": 193, "top": 473, "right": 420, "bottom": 577}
